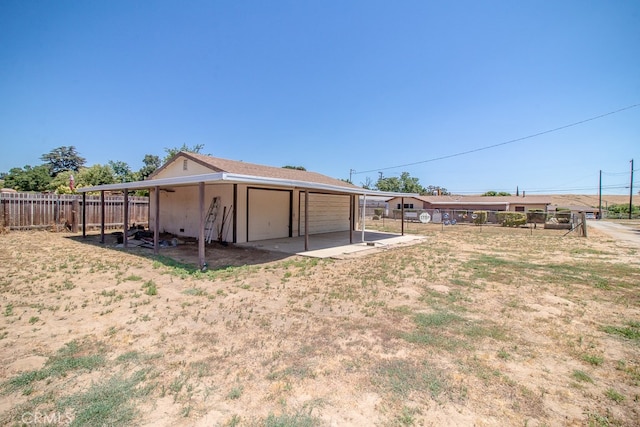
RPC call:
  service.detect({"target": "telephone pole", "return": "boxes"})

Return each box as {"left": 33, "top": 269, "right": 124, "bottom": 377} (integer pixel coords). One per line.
{"left": 630, "top": 159, "right": 634, "bottom": 220}
{"left": 598, "top": 170, "right": 602, "bottom": 220}
{"left": 349, "top": 169, "right": 355, "bottom": 183}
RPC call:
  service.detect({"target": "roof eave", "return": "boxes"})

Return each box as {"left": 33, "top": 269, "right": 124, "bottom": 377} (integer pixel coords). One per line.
{"left": 77, "top": 172, "right": 417, "bottom": 198}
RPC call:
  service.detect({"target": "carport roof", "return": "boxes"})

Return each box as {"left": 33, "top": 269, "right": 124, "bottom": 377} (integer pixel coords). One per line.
{"left": 78, "top": 152, "right": 417, "bottom": 198}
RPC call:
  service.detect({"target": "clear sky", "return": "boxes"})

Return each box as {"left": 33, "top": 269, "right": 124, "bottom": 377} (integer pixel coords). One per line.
{"left": 1, "top": 0, "right": 638, "bottom": 195}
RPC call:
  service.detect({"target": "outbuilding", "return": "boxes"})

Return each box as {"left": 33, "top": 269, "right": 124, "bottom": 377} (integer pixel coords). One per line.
{"left": 78, "top": 152, "right": 416, "bottom": 268}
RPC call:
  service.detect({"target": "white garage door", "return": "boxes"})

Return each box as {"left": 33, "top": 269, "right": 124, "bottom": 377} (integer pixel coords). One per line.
{"left": 247, "top": 189, "right": 291, "bottom": 241}
{"left": 300, "top": 193, "right": 350, "bottom": 235}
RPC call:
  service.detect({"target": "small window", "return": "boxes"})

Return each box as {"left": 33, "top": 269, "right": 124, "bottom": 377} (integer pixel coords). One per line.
{"left": 515, "top": 206, "right": 525, "bottom": 212}
{"left": 397, "top": 203, "right": 401, "bottom": 209}
{"left": 404, "top": 203, "right": 414, "bottom": 209}
{"left": 183, "top": 159, "right": 188, "bottom": 171}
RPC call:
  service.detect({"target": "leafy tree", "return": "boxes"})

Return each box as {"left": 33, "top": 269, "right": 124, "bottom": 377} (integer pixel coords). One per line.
{"left": 40, "top": 146, "right": 86, "bottom": 176}
{"left": 47, "top": 170, "right": 76, "bottom": 194}
{"left": 108, "top": 160, "right": 136, "bottom": 183}
{"left": 482, "top": 191, "right": 511, "bottom": 196}
{"left": 163, "top": 143, "right": 205, "bottom": 162}
{"left": 77, "top": 164, "right": 116, "bottom": 187}
{"left": 608, "top": 203, "right": 639, "bottom": 216}
{"left": 376, "top": 172, "right": 425, "bottom": 194}
{"left": 3, "top": 165, "right": 52, "bottom": 192}
{"left": 282, "top": 165, "right": 307, "bottom": 171}
{"left": 138, "top": 154, "right": 161, "bottom": 180}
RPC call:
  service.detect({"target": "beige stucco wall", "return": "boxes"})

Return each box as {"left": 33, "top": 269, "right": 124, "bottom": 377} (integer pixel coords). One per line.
{"left": 149, "top": 183, "right": 234, "bottom": 239}
{"left": 386, "top": 197, "right": 425, "bottom": 209}
{"left": 154, "top": 156, "right": 215, "bottom": 179}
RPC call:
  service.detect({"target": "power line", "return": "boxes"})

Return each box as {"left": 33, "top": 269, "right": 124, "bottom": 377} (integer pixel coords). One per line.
{"left": 602, "top": 169, "right": 640, "bottom": 176}
{"left": 448, "top": 183, "right": 631, "bottom": 195}
{"left": 353, "top": 103, "right": 640, "bottom": 175}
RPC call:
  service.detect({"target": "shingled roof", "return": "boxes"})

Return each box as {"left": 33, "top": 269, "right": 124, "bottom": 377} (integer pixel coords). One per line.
{"left": 152, "top": 151, "right": 358, "bottom": 189}
{"left": 413, "top": 195, "right": 552, "bottom": 205}
{"left": 79, "top": 152, "right": 417, "bottom": 197}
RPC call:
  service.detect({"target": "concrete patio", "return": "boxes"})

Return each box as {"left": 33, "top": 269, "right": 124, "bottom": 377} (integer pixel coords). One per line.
{"left": 237, "top": 230, "right": 427, "bottom": 259}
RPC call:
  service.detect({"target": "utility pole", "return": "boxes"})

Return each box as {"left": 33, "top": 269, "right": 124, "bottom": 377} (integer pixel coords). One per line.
{"left": 349, "top": 169, "right": 355, "bottom": 183}
{"left": 630, "top": 159, "right": 634, "bottom": 220}
{"left": 598, "top": 170, "right": 602, "bottom": 220}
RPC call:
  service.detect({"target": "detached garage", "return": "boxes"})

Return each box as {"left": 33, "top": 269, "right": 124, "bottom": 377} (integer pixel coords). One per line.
{"left": 78, "top": 151, "right": 416, "bottom": 268}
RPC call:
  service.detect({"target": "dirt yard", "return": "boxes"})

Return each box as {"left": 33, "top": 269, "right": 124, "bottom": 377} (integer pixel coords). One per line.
{"left": 0, "top": 222, "right": 638, "bottom": 426}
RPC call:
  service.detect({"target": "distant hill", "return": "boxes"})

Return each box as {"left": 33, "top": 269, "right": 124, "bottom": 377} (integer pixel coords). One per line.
{"left": 549, "top": 194, "right": 631, "bottom": 208}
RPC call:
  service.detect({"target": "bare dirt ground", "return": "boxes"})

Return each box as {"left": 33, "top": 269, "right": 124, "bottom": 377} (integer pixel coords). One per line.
{"left": 0, "top": 222, "right": 638, "bottom": 426}
{"left": 550, "top": 194, "right": 630, "bottom": 208}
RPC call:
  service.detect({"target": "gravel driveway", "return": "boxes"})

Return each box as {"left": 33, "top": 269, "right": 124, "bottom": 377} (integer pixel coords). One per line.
{"left": 588, "top": 220, "right": 640, "bottom": 248}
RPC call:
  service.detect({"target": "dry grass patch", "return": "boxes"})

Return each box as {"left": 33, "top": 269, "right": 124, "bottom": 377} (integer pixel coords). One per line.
{"left": 0, "top": 227, "right": 638, "bottom": 426}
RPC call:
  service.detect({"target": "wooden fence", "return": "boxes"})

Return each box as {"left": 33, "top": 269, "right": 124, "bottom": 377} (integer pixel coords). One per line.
{"left": 0, "top": 192, "right": 149, "bottom": 231}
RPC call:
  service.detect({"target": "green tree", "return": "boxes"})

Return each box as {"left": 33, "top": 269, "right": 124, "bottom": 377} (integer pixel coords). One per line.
{"left": 282, "top": 165, "right": 307, "bottom": 171}
{"left": 608, "top": 203, "right": 639, "bottom": 216}
{"left": 163, "top": 143, "right": 205, "bottom": 162}
{"left": 40, "top": 146, "right": 86, "bottom": 176}
{"left": 376, "top": 172, "right": 425, "bottom": 194}
{"left": 47, "top": 170, "right": 76, "bottom": 194}
{"left": 108, "top": 160, "right": 136, "bottom": 183}
{"left": 77, "top": 164, "right": 116, "bottom": 187}
{"left": 482, "top": 191, "right": 512, "bottom": 196}
{"left": 138, "top": 154, "right": 161, "bottom": 180}
{"left": 3, "top": 165, "right": 52, "bottom": 192}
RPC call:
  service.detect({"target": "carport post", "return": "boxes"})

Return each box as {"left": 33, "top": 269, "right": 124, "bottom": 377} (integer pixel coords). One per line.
{"left": 349, "top": 194, "right": 354, "bottom": 244}
{"left": 123, "top": 189, "right": 129, "bottom": 248}
{"left": 361, "top": 194, "right": 366, "bottom": 242}
{"left": 198, "top": 182, "right": 205, "bottom": 269}
{"left": 153, "top": 186, "right": 160, "bottom": 255}
{"left": 100, "top": 191, "right": 105, "bottom": 244}
{"left": 304, "top": 190, "right": 309, "bottom": 251}
{"left": 401, "top": 197, "right": 405, "bottom": 236}
{"left": 82, "top": 192, "right": 86, "bottom": 237}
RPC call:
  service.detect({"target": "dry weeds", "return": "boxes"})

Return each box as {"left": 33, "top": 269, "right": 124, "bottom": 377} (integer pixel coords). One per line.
{"left": 0, "top": 223, "right": 638, "bottom": 426}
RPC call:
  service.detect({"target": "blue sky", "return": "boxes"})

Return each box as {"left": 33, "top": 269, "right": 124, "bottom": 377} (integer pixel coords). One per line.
{"left": 1, "top": 0, "right": 638, "bottom": 195}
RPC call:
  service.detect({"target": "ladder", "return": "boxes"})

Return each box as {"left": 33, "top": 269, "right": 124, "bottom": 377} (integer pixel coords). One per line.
{"left": 204, "top": 197, "right": 220, "bottom": 244}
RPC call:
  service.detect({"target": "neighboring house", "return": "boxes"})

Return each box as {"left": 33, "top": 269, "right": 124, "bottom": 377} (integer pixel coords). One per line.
{"left": 386, "top": 195, "right": 552, "bottom": 213}
{"left": 78, "top": 152, "right": 416, "bottom": 267}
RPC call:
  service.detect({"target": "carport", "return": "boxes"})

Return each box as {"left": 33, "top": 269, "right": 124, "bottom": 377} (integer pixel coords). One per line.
{"left": 78, "top": 156, "right": 417, "bottom": 269}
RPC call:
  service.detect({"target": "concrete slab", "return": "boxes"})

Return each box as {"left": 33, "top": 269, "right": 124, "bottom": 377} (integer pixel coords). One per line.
{"left": 237, "top": 230, "right": 427, "bottom": 259}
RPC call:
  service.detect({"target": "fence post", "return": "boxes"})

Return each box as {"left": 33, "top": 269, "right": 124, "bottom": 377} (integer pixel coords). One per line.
{"left": 71, "top": 198, "right": 79, "bottom": 233}
{"left": 1, "top": 197, "right": 8, "bottom": 229}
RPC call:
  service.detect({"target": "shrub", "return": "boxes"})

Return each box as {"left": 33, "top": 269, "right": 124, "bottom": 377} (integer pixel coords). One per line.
{"left": 374, "top": 208, "right": 384, "bottom": 217}
{"left": 496, "top": 212, "right": 527, "bottom": 227}
{"left": 472, "top": 211, "right": 487, "bottom": 225}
